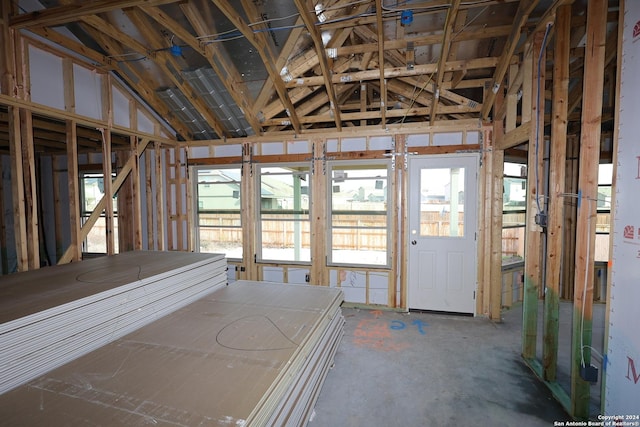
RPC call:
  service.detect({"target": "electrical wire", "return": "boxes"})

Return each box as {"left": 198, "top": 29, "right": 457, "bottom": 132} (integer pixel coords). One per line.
{"left": 534, "top": 22, "right": 553, "bottom": 215}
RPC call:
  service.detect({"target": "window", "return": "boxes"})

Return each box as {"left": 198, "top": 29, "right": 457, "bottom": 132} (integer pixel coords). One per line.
{"left": 195, "top": 168, "right": 242, "bottom": 259}
{"left": 257, "top": 165, "right": 311, "bottom": 263}
{"left": 502, "top": 162, "right": 526, "bottom": 261}
{"left": 595, "top": 163, "right": 612, "bottom": 262}
{"left": 329, "top": 162, "right": 390, "bottom": 266}
{"left": 79, "top": 172, "right": 118, "bottom": 253}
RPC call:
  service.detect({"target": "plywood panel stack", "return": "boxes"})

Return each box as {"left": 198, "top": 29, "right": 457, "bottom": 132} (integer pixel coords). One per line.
{"left": 0, "top": 280, "right": 344, "bottom": 427}
{"left": 0, "top": 251, "right": 227, "bottom": 395}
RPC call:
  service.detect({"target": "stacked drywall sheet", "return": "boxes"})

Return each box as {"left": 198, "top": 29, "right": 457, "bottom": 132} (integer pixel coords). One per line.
{"left": 0, "top": 251, "right": 227, "bottom": 395}
{"left": 0, "top": 280, "right": 344, "bottom": 427}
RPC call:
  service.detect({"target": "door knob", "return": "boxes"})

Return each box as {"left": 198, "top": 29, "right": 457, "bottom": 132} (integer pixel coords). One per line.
{"left": 411, "top": 240, "right": 417, "bottom": 245}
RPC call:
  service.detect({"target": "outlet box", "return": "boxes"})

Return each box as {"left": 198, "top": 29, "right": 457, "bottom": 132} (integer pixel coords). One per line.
{"left": 580, "top": 364, "right": 599, "bottom": 383}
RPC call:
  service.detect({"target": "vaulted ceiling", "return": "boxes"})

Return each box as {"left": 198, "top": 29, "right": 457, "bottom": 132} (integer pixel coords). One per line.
{"left": 4, "top": 0, "right": 620, "bottom": 143}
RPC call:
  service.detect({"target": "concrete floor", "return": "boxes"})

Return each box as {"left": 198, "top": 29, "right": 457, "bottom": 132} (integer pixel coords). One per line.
{"left": 311, "top": 307, "right": 570, "bottom": 427}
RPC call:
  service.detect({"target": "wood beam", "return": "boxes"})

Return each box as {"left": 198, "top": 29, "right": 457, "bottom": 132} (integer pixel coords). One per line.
{"left": 212, "top": 0, "right": 301, "bottom": 133}
{"left": 522, "top": 30, "right": 545, "bottom": 360}
{"left": 108, "top": 10, "right": 229, "bottom": 138}
{"left": 1, "top": 1, "right": 17, "bottom": 96}
{"left": 287, "top": 57, "right": 499, "bottom": 88}
{"left": 9, "top": 0, "right": 180, "bottom": 29}
{"left": 497, "top": 121, "right": 531, "bottom": 150}
{"left": 179, "top": 3, "right": 262, "bottom": 135}
{"left": 430, "top": 0, "right": 462, "bottom": 125}
{"left": 571, "top": 0, "right": 607, "bottom": 419}
{"left": 481, "top": 0, "right": 539, "bottom": 121}
{"left": 489, "top": 86, "right": 505, "bottom": 321}
{"left": 66, "top": 121, "right": 82, "bottom": 262}
{"left": 154, "top": 142, "right": 165, "bottom": 250}
{"left": 375, "top": 0, "right": 387, "bottom": 127}
{"left": 58, "top": 138, "right": 151, "bottom": 263}
{"left": 293, "top": 0, "right": 341, "bottom": 130}
{"left": 102, "top": 128, "right": 115, "bottom": 255}
{"left": 20, "top": 108, "right": 39, "bottom": 269}
{"left": 543, "top": 4, "right": 570, "bottom": 384}
{"left": 8, "top": 106, "right": 28, "bottom": 271}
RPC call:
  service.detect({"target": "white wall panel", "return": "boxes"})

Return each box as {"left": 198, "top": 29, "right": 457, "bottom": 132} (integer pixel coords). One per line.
{"left": 29, "top": 46, "right": 64, "bottom": 110}
{"left": 261, "top": 142, "right": 284, "bottom": 155}
{"left": 466, "top": 131, "right": 480, "bottom": 145}
{"left": 263, "top": 266, "right": 284, "bottom": 283}
{"left": 112, "top": 86, "right": 130, "bottom": 128}
{"left": 605, "top": 2, "right": 640, "bottom": 414}
{"left": 287, "top": 140, "right": 310, "bottom": 154}
{"left": 215, "top": 144, "right": 242, "bottom": 157}
{"left": 137, "top": 110, "right": 154, "bottom": 134}
{"left": 369, "top": 136, "right": 394, "bottom": 151}
{"left": 73, "top": 64, "right": 102, "bottom": 120}
{"left": 433, "top": 132, "right": 463, "bottom": 146}
{"left": 407, "top": 134, "right": 430, "bottom": 147}
{"left": 340, "top": 137, "right": 366, "bottom": 152}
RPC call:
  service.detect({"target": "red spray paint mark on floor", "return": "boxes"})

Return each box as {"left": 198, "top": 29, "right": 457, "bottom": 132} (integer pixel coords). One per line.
{"left": 352, "top": 312, "right": 411, "bottom": 352}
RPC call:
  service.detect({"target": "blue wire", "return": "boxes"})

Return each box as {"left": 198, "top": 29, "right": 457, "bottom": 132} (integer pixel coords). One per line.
{"left": 535, "top": 23, "right": 553, "bottom": 215}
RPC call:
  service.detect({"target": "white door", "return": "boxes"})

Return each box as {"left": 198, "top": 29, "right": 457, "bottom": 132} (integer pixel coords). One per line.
{"left": 408, "top": 154, "right": 478, "bottom": 314}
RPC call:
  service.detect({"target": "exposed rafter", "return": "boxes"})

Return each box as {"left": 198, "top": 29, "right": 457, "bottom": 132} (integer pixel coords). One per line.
{"left": 212, "top": 0, "right": 301, "bottom": 134}
{"left": 429, "top": 0, "right": 461, "bottom": 125}
{"left": 293, "top": 0, "right": 342, "bottom": 130}
{"left": 481, "top": 0, "right": 540, "bottom": 121}
{"left": 9, "top": 0, "right": 180, "bottom": 29}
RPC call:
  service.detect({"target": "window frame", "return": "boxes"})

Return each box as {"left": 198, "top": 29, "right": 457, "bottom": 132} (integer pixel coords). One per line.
{"left": 255, "top": 163, "right": 312, "bottom": 265}
{"left": 193, "top": 165, "right": 243, "bottom": 260}
{"left": 327, "top": 160, "right": 391, "bottom": 268}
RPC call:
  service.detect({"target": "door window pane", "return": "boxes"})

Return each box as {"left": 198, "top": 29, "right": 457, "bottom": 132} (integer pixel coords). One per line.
{"left": 419, "top": 167, "right": 465, "bottom": 237}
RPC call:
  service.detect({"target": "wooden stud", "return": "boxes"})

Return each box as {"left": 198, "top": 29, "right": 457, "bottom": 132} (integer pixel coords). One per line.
{"left": 309, "top": 139, "right": 327, "bottom": 286}
{"left": 391, "top": 135, "right": 405, "bottom": 307}
{"left": 522, "top": 31, "right": 545, "bottom": 360}
{"left": 52, "top": 156, "right": 65, "bottom": 261}
{"left": 0, "top": 153, "right": 7, "bottom": 273}
{"left": 571, "top": 0, "right": 607, "bottom": 419}
{"left": 101, "top": 128, "right": 114, "bottom": 255}
{"left": 116, "top": 150, "right": 132, "bottom": 252}
{"left": 8, "top": 106, "right": 28, "bottom": 271}
{"left": 490, "top": 85, "right": 505, "bottom": 321}
{"left": 477, "top": 124, "right": 493, "bottom": 315}
{"left": 145, "top": 144, "right": 153, "bottom": 250}
{"left": 165, "top": 148, "right": 175, "bottom": 250}
{"left": 154, "top": 142, "right": 165, "bottom": 251}
{"left": 65, "top": 120, "right": 84, "bottom": 263}
{"left": 241, "top": 143, "right": 256, "bottom": 280}
{"left": 543, "top": 4, "right": 570, "bottom": 384}
{"left": 62, "top": 58, "right": 74, "bottom": 113}
{"left": 20, "top": 108, "right": 39, "bottom": 269}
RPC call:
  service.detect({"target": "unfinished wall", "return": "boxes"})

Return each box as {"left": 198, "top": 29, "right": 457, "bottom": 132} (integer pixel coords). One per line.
{"left": 605, "top": 0, "right": 640, "bottom": 414}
